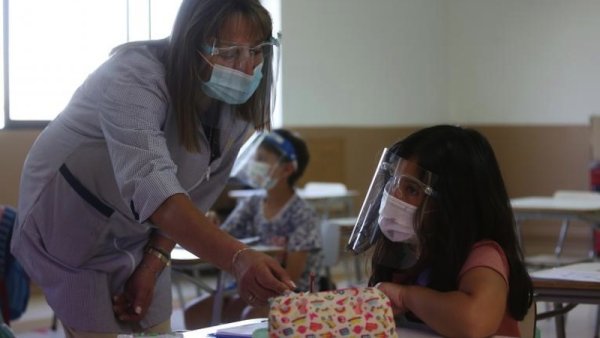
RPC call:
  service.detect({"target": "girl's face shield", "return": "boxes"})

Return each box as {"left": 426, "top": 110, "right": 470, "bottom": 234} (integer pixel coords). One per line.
{"left": 347, "top": 149, "right": 437, "bottom": 254}
{"left": 229, "top": 131, "right": 289, "bottom": 189}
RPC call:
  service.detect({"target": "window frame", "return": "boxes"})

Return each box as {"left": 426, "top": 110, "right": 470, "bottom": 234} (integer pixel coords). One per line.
{"left": 1, "top": 0, "right": 281, "bottom": 130}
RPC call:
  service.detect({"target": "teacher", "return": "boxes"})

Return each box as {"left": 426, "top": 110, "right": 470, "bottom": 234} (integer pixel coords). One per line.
{"left": 11, "top": 0, "right": 293, "bottom": 336}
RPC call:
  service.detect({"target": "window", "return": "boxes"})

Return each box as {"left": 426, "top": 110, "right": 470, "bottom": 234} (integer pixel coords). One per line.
{"left": 1, "top": 0, "right": 281, "bottom": 129}
{"left": 1, "top": 0, "right": 181, "bottom": 129}
{"left": 260, "top": 0, "right": 281, "bottom": 127}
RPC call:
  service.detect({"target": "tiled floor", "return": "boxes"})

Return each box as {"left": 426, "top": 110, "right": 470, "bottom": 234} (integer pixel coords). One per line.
{"left": 8, "top": 250, "right": 600, "bottom": 338}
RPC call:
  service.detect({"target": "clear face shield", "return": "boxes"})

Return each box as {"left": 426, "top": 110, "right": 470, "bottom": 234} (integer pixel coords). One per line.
{"left": 347, "top": 149, "right": 437, "bottom": 254}
{"left": 230, "top": 130, "right": 297, "bottom": 189}
{"left": 199, "top": 36, "right": 281, "bottom": 107}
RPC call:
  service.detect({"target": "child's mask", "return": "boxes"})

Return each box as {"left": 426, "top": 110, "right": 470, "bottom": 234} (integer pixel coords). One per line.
{"left": 348, "top": 150, "right": 436, "bottom": 254}
{"left": 378, "top": 189, "right": 417, "bottom": 242}
{"left": 245, "top": 160, "right": 277, "bottom": 190}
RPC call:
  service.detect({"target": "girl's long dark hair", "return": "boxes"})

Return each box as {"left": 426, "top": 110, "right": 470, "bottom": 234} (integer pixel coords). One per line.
{"left": 166, "top": 0, "right": 274, "bottom": 152}
{"left": 369, "top": 125, "right": 533, "bottom": 320}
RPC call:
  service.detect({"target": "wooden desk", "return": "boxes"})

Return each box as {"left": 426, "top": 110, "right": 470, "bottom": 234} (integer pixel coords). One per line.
{"left": 511, "top": 192, "right": 600, "bottom": 261}
{"left": 531, "top": 262, "right": 600, "bottom": 338}
{"left": 171, "top": 245, "right": 283, "bottom": 326}
{"left": 182, "top": 318, "right": 442, "bottom": 338}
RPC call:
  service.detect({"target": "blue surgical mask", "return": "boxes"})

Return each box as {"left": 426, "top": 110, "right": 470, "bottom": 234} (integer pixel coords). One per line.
{"left": 201, "top": 63, "right": 263, "bottom": 105}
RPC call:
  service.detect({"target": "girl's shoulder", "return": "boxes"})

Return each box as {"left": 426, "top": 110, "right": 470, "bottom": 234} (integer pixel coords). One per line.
{"left": 240, "top": 194, "right": 264, "bottom": 211}
{"left": 288, "top": 193, "right": 316, "bottom": 213}
{"left": 471, "top": 240, "right": 505, "bottom": 255}
{"left": 459, "top": 240, "right": 510, "bottom": 283}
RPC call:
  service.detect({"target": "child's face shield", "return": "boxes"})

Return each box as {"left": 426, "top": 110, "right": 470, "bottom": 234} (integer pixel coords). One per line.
{"left": 347, "top": 149, "right": 437, "bottom": 254}
{"left": 230, "top": 131, "right": 295, "bottom": 189}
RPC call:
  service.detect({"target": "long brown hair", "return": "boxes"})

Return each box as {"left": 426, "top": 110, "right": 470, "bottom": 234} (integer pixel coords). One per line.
{"left": 369, "top": 125, "right": 533, "bottom": 321}
{"left": 166, "top": 0, "right": 275, "bottom": 152}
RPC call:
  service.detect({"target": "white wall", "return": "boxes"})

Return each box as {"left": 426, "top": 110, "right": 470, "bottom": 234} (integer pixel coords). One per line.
{"left": 281, "top": 0, "right": 600, "bottom": 127}
{"left": 281, "top": 0, "right": 446, "bottom": 126}
{"left": 447, "top": 0, "right": 600, "bottom": 125}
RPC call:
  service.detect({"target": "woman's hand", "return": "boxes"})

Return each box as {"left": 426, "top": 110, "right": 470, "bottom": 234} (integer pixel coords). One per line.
{"left": 232, "top": 248, "right": 296, "bottom": 306}
{"left": 375, "top": 282, "right": 409, "bottom": 315}
{"left": 112, "top": 262, "right": 161, "bottom": 323}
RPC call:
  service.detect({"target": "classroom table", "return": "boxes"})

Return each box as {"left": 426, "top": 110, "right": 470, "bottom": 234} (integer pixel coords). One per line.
{"left": 510, "top": 192, "right": 600, "bottom": 262}
{"left": 181, "top": 318, "right": 442, "bottom": 338}
{"left": 171, "top": 244, "right": 284, "bottom": 326}
{"left": 228, "top": 184, "right": 359, "bottom": 218}
{"left": 530, "top": 261, "right": 600, "bottom": 338}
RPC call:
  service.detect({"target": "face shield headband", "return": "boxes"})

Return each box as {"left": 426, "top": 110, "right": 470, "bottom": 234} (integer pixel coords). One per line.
{"left": 347, "top": 148, "right": 437, "bottom": 254}
{"left": 261, "top": 132, "right": 297, "bottom": 169}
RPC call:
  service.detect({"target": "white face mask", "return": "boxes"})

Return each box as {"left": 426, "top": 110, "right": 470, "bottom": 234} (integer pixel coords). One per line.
{"left": 378, "top": 189, "right": 417, "bottom": 242}
{"left": 201, "top": 63, "right": 263, "bottom": 105}
{"left": 245, "top": 160, "right": 277, "bottom": 190}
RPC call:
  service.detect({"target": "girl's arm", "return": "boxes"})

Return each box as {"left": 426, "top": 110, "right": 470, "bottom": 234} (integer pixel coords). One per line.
{"left": 378, "top": 267, "right": 508, "bottom": 338}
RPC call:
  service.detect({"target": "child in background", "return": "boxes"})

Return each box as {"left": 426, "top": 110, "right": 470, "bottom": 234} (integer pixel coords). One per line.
{"left": 185, "top": 129, "right": 323, "bottom": 329}
{"left": 348, "top": 125, "right": 533, "bottom": 338}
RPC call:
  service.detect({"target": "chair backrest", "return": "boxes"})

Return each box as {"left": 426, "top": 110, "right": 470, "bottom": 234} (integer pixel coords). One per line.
{"left": 518, "top": 301, "right": 537, "bottom": 338}
{"left": 302, "top": 182, "right": 352, "bottom": 218}
{"left": 320, "top": 220, "right": 341, "bottom": 268}
{"left": 0, "top": 205, "right": 30, "bottom": 324}
{"left": 303, "top": 182, "right": 348, "bottom": 195}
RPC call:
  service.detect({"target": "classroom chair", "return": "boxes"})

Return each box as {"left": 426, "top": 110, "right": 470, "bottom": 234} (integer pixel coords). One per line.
{"left": 320, "top": 217, "right": 341, "bottom": 283}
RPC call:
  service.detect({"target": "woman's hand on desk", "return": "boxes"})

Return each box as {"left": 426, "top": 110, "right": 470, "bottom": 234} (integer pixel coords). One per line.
{"left": 232, "top": 248, "right": 296, "bottom": 306}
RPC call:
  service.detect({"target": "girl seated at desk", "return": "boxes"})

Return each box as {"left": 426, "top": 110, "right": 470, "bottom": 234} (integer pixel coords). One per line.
{"left": 348, "top": 125, "right": 533, "bottom": 338}
{"left": 185, "top": 129, "right": 324, "bottom": 329}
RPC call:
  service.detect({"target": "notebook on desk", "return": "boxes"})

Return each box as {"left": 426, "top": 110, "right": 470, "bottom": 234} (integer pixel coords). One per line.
{"left": 530, "top": 262, "right": 600, "bottom": 282}
{"left": 213, "top": 320, "right": 268, "bottom": 337}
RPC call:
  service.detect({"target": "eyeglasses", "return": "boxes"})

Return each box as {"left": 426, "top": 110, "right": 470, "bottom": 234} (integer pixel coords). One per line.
{"left": 201, "top": 37, "right": 279, "bottom": 68}
{"left": 387, "top": 174, "right": 436, "bottom": 201}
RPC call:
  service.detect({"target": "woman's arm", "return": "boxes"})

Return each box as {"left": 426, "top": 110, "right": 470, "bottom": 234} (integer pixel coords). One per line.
{"left": 150, "top": 193, "right": 245, "bottom": 271}
{"left": 378, "top": 267, "right": 508, "bottom": 338}
{"left": 151, "top": 193, "right": 295, "bottom": 302}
